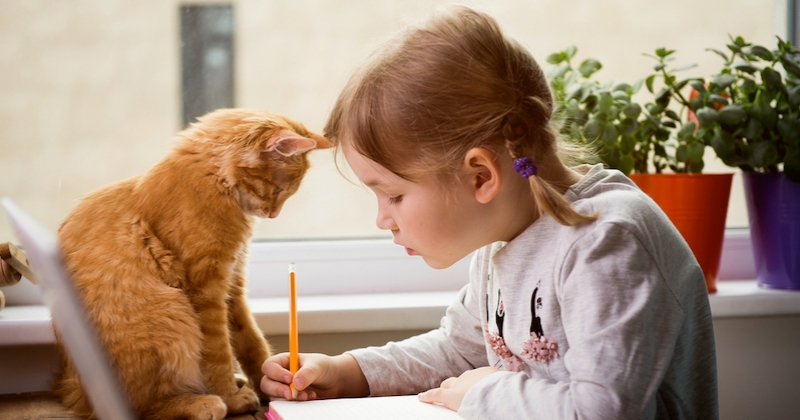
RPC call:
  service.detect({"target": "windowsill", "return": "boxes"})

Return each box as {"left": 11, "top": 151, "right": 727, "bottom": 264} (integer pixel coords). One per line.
{"left": 2, "top": 280, "right": 799, "bottom": 347}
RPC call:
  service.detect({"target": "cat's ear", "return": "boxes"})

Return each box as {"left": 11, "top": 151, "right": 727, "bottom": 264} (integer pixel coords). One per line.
{"left": 309, "top": 132, "right": 333, "bottom": 149}
{"left": 265, "top": 130, "right": 318, "bottom": 157}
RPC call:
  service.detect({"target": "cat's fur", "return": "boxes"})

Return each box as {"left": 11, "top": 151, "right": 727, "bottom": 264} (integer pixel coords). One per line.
{"left": 55, "top": 109, "right": 330, "bottom": 420}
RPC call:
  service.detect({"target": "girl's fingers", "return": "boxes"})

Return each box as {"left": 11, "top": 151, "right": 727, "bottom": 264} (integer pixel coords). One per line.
{"left": 260, "top": 352, "right": 336, "bottom": 400}
{"left": 419, "top": 388, "right": 458, "bottom": 412}
{"left": 260, "top": 374, "right": 291, "bottom": 399}
{"left": 440, "top": 376, "right": 456, "bottom": 389}
{"left": 293, "top": 355, "right": 323, "bottom": 391}
{"left": 259, "top": 377, "right": 318, "bottom": 401}
{"left": 293, "top": 389, "right": 318, "bottom": 401}
{"left": 262, "top": 353, "right": 291, "bottom": 378}
{"left": 260, "top": 353, "right": 295, "bottom": 398}
{"left": 418, "top": 388, "right": 443, "bottom": 404}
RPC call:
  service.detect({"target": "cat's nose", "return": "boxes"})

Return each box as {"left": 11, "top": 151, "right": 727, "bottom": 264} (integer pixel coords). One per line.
{"left": 269, "top": 204, "right": 283, "bottom": 219}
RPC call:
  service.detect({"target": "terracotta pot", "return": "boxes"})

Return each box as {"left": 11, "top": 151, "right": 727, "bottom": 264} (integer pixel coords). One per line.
{"left": 629, "top": 173, "right": 733, "bottom": 293}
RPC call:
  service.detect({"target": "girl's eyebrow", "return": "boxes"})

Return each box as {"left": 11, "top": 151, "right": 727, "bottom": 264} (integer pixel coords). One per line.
{"left": 364, "top": 180, "right": 387, "bottom": 188}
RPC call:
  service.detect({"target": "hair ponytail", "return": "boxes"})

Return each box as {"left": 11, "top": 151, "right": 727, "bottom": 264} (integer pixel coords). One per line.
{"left": 527, "top": 175, "right": 597, "bottom": 226}
{"left": 504, "top": 97, "right": 597, "bottom": 227}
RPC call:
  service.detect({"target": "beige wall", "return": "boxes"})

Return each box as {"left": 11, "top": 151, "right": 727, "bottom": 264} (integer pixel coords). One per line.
{"left": 0, "top": 0, "right": 787, "bottom": 242}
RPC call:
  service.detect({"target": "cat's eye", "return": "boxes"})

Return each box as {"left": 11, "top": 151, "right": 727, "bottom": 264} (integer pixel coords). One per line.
{"left": 388, "top": 195, "right": 403, "bottom": 204}
{"left": 273, "top": 185, "right": 283, "bottom": 196}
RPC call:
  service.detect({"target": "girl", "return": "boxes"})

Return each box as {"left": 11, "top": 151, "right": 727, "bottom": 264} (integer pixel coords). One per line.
{"left": 261, "top": 6, "right": 718, "bottom": 419}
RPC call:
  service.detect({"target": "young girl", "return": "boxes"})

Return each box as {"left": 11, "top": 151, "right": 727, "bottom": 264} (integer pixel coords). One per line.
{"left": 261, "top": 6, "right": 718, "bottom": 419}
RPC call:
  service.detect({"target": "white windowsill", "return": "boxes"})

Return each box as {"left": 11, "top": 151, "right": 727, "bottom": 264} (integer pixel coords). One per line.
{"left": 2, "top": 229, "right": 800, "bottom": 347}
{"left": 2, "top": 281, "right": 800, "bottom": 346}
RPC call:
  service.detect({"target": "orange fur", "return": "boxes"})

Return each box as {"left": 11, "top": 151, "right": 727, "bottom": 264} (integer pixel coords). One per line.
{"left": 55, "top": 109, "right": 330, "bottom": 420}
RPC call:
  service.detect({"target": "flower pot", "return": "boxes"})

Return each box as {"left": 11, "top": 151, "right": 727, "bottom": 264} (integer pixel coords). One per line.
{"left": 629, "top": 173, "right": 733, "bottom": 293}
{"left": 742, "top": 172, "right": 800, "bottom": 290}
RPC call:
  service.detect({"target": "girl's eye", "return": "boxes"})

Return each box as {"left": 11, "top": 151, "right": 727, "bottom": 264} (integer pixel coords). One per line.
{"left": 273, "top": 185, "right": 283, "bottom": 196}
{"left": 388, "top": 195, "right": 403, "bottom": 204}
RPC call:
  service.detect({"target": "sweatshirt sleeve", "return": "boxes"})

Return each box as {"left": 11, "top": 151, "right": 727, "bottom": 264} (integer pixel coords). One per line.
{"left": 346, "top": 257, "right": 489, "bottom": 396}
{"left": 459, "top": 222, "right": 685, "bottom": 419}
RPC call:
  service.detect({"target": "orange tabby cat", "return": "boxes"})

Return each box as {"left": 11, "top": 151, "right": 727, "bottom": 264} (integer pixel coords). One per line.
{"left": 55, "top": 109, "right": 330, "bottom": 420}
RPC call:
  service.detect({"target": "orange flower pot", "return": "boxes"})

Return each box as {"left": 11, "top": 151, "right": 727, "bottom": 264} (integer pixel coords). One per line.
{"left": 629, "top": 173, "right": 733, "bottom": 293}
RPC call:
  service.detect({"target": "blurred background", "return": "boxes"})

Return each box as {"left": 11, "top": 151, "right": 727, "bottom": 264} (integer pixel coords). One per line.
{"left": 0, "top": 0, "right": 792, "bottom": 241}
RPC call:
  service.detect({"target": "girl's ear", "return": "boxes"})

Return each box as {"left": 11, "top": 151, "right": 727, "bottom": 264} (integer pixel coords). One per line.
{"left": 463, "top": 147, "right": 502, "bottom": 204}
{"left": 266, "top": 130, "right": 327, "bottom": 157}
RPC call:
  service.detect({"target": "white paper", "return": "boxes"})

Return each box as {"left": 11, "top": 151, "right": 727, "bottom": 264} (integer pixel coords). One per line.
{"left": 268, "top": 395, "right": 461, "bottom": 419}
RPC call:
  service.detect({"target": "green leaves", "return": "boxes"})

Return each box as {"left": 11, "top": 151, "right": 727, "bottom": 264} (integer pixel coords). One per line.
{"left": 789, "top": 86, "right": 800, "bottom": 108}
{"left": 761, "top": 67, "right": 783, "bottom": 92}
{"left": 547, "top": 38, "right": 800, "bottom": 180}
{"left": 618, "top": 154, "right": 635, "bottom": 175}
{"left": 678, "top": 121, "right": 697, "bottom": 138}
{"left": 696, "top": 108, "right": 719, "bottom": 127}
{"left": 711, "top": 74, "right": 736, "bottom": 90}
{"left": 748, "top": 142, "right": 778, "bottom": 168}
{"left": 645, "top": 75, "right": 656, "bottom": 93}
{"left": 689, "top": 80, "right": 706, "bottom": 93}
{"left": 623, "top": 102, "right": 642, "bottom": 119}
{"left": 547, "top": 46, "right": 578, "bottom": 66}
{"left": 598, "top": 92, "right": 614, "bottom": 114}
{"left": 618, "top": 117, "right": 638, "bottom": 136}
{"left": 718, "top": 105, "right": 747, "bottom": 125}
{"left": 698, "top": 35, "right": 800, "bottom": 182}
{"left": 706, "top": 48, "right": 729, "bottom": 63}
{"left": 578, "top": 58, "right": 602, "bottom": 77}
{"left": 655, "top": 47, "right": 675, "bottom": 58}
{"left": 730, "top": 61, "right": 758, "bottom": 74}
{"left": 709, "top": 94, "right": 729, "bottom": 107}
{"left": 780, "top": 55, "right": 800, "bottom": 77}
{"left": 583, "top": 119, "right": 600, "bottom": 139}
{"left": 785, "top": 147, "right": 800, "bottom": 183}
{"left": 673, "top": 63, "right": 699, "bottom": 72}
{"left": 711, "top": 130, "right": 737, "bottom": 165}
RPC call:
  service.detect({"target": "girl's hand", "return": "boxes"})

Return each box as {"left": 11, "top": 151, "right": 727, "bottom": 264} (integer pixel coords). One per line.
{"left": 260, "top": 353, "right": 369, "bottom": 401}
{"left": 418, "top": 367, "right": 499, "bottom": 411}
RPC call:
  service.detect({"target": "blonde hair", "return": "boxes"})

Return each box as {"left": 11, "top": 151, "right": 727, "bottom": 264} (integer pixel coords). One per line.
{"left": 325, "top": 6, "right": 596, "bottom": 226}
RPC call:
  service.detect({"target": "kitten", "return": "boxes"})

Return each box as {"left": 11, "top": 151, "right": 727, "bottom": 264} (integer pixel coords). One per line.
{"left": 55, "top": 109, "right": 330, "bottom": 420}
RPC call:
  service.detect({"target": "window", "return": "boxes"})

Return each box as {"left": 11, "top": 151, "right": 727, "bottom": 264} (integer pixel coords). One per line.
{"left": 180, "top": 4, "right": 234, "bottom": 127}
{"left": 793, "top": 0, "right": 800, "bottom": 45}
{"left": 0, "top": 0, "right": 790, "bottom": 252}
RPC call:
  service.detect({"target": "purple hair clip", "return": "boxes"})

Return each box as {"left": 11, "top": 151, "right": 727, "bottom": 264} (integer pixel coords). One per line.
{"left": 513, "top": 157, "right": 538, "bottom": 179}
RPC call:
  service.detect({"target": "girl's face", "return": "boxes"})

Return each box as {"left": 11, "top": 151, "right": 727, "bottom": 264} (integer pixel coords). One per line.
{"left": 343, "top": 143, "right": 486, "bottom": 269}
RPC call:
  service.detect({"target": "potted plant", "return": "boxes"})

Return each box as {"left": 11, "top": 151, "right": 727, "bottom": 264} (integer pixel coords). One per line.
{"left": 686, "top": 36, "right": 800, "bottom": 290}
{"left": 548, "top": 47, "right": 733, "bottom": 293}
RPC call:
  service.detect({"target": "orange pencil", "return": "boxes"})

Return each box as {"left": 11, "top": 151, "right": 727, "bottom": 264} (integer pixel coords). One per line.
{"left": 288, "top": 262, "right": 299, "bottom": 400}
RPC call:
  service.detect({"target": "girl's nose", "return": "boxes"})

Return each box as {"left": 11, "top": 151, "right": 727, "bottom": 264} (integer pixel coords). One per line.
{"left": 375, "top": 205, "right": 397, "bottom": 231}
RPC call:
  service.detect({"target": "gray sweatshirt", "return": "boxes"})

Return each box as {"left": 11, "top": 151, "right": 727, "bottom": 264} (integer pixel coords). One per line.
{"left": 348, "top": 164, "right": 718, "bottom": 419}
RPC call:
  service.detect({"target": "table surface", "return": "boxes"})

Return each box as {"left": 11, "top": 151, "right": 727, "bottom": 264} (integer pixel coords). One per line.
{"left": 0, "top": 392, "right": 268, "bottom": 420}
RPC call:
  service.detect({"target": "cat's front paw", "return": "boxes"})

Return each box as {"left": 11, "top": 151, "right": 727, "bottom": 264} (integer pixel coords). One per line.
{"left": 222, "top": 384, "right": 260, "bottom": 415}
{"left": 234, "top": 373, "right": 249, "bottom": 388}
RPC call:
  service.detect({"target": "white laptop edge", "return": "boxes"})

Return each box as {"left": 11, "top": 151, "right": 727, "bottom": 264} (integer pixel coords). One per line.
{"left": 2, "top": 197, "right": 135, "bottom": 420}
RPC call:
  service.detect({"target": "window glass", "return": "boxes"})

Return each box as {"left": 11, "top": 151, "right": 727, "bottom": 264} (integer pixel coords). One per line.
{"left": 0, "top": 0, "right": 789, "bottom": 243}
{"left": 181, "top": 5, "right": 234, "bottom": 127}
